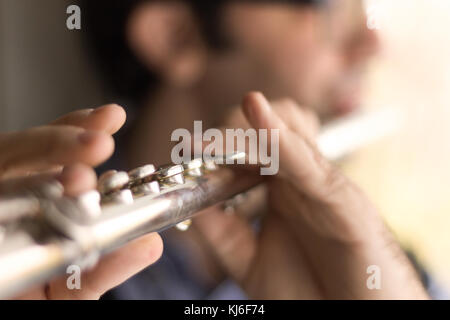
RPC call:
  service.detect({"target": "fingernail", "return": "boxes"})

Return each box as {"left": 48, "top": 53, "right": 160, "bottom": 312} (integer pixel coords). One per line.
{"left": 248, "top": 93, "right": 272, "bottom": 128}
{"left": 93, "top": 104, "right": 123, "bottom": 114}
{"left": 78, "top": 131, "right": 98, "bottom": 144}
{"left": 243, "top": 92, "right": 261, "bottom": 121}
{"left": 92, "top": 106, "right": 106, "bottom": 114}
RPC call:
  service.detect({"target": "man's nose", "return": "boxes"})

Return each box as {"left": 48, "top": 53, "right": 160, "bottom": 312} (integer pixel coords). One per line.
{"left": 347, "top": 26, "right": 381, "bottom": 65}
{"left": 363, "top": 27, "right": 381, "bottom": 57}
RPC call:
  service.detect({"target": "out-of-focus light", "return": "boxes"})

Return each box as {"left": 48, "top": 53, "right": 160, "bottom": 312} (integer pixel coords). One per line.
{"left": 364, "top": 0, "right": 385, "bottom": 30}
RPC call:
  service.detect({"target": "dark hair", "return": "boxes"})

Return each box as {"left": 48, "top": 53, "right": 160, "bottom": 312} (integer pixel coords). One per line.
{"left": 81, "top": 0, "right": 322, "bottom": 105}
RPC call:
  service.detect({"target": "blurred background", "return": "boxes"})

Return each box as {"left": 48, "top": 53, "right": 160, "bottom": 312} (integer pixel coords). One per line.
{"left": 344, "top": 0, "right": 450, "bottom": 292}
{"left": 0, "top": 0, "right": 105, "bottom": 131}
{"left": 1, "top": 0, "right": 450, "bottom": 293}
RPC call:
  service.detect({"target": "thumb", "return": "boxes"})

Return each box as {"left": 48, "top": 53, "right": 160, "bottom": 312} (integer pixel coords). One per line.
{"left": 46, "top": 233, "right": 163, "bottom": 300}
{"left": 241, "top": 92, "right": 332, "bottom": 198}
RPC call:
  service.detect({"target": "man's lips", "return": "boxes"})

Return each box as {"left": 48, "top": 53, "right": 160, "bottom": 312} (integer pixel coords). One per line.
{"left": 333, "top": 92, "right": 361, "bottom": 115}
{"left": 330, "top": 79, "right": 363, "bottom": 116}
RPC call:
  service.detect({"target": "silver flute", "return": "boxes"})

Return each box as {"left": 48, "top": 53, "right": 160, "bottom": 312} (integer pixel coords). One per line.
{"left": 0, "top": 108, "right": 402, "bottom": 299}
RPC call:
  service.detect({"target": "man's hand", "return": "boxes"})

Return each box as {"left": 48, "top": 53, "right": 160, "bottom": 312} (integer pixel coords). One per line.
{"left": 193, "top": 92, "right": 429, "bottom": 299}
{"left": 0, "top": 105, "right": 125, "bottom": 179}
{"left": 0, "top": 105, "right": 163, "bottom": 299}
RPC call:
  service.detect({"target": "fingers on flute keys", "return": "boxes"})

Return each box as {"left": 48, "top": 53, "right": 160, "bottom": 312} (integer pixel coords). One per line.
{"left": 95, "top": 156, "right": 239, "bottom": 231}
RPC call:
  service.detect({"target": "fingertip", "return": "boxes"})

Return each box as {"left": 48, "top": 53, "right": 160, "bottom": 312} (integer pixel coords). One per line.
{"left": 144, "top": 233, "right": 164, "bottom": 264}
{"left": 242, "top": 92, "right": 273, "bottom": 129}
{"left": 93, "top": 103, "right": 126, "bottom": 118}
{"left": 242, "top": 91, "right": 266, "bottom": 110}
{"left": 114, "top": 233, "right": 164, "bottom": 269}
{"left": 57, "top": 232, "right": 163, "bottom": 300}
{"left": 92, "top": 104, "right": 127, "bottom": 134}
{"left": 242, "top": 92, "right": 259, "bottom": 125}
{"left": 243, "top": 91, "right": 265, "bottom": 103}
{"left": 58, "top": 164, "right": 97, "bottom": 196}
{"left": 51, "top": 104, "right": 126, "bottom": 134}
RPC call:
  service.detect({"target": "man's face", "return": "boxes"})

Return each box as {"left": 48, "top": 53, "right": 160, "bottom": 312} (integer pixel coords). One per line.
{"left": 221, "top": 0, "right": 379, "bottom": 117}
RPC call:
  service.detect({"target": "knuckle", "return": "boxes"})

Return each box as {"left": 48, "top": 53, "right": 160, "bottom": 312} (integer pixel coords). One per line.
{"left": 31, "top": 125, "right": 78, "bottom": 157}
{"left": 34, "top": 127, "right": 61, "bottom": 154}
{"left": 321, "top": 166, "right": 354, "bottom": 205}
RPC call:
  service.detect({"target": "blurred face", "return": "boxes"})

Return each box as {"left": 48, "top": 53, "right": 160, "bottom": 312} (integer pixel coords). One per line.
{"left": 220, "top": 0, "right": 379, "bottom": 117}
{"left": 128, "top": 0, "right": 379, "bottom": 118}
